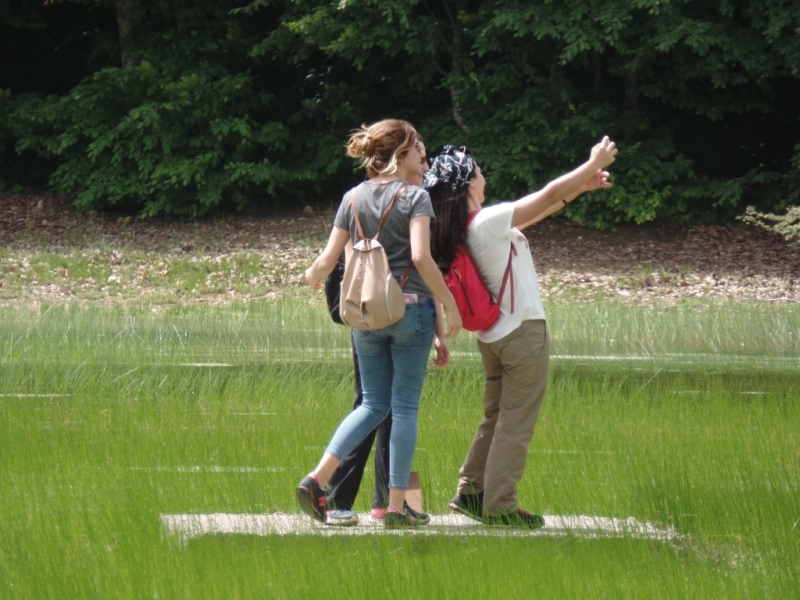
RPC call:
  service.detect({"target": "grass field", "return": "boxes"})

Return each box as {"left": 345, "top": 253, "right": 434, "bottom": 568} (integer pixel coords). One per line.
{"left": 1, "top": 298, "right": 798, "bottom": 598}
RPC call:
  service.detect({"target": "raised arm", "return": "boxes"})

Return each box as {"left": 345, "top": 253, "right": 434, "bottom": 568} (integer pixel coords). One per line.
{"left": 511, "top": 137, "right": 617, "bottom": 230}
{"left": 520, "top": 169, "right": 613, "bottom": 228}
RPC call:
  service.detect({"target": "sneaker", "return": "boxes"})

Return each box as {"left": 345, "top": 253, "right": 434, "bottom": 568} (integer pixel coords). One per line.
{"left": 370, "top": 507, "right": 387, "bottom": 520}
{"left": 449, "top": 491, "right": 484, "bottom": 521}
{"left": 404, "top": 502, "right": 430, "bottom": 526}
{"left": 483, "top": 509, "right": 545, "bottom": 529}
{"left": 296, "top": 474, "right": 326, "bottom": 523}
{"left": 326, "top": 509, "right": 359, "bottom": 527}
{"left": 383, "top": 506, "right": 423, "bottom": 529}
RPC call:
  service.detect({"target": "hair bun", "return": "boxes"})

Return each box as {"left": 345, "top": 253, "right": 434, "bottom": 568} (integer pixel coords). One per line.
{"left": 347, "top": 130, "right": 373, "bottom": 158}
{"left": 345, "top": 119, "right": 420, "bottom": 177}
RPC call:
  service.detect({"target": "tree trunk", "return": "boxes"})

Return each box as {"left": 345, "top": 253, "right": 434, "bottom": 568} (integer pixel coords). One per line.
{"left": 116, "top": 0, "right": 142, "bottom": 68}
{"left": 443, "top": 1, "right": 470, "bottom": 134}
{"left": 450, "top": 86, "right": 471, "bottom": 134}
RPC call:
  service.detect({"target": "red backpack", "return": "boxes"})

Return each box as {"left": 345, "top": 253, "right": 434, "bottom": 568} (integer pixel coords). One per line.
{"left": 445, "top": 242, "right": 516, "bottom": 332}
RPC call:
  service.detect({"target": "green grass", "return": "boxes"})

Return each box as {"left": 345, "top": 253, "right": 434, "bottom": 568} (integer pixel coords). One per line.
{"left": 1, "top": 298, "right": 799, "bottom": 598}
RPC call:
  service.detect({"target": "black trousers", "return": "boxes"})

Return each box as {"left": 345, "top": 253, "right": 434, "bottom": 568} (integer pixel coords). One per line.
{"left": 326, "top": 335, "right": 391, "bottom": 511}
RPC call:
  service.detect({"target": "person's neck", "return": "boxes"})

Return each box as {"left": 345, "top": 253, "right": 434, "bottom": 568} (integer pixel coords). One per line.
{"left": 466, "top": 195, "right": 483, "bottom": 212}
{"left": 368, "top": 172, "right": 405, "bottom": 184}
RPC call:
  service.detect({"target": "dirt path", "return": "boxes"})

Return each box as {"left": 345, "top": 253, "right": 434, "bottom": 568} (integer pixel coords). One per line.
{"left": 1, "top": 191, "right": 798, "bottom": 306}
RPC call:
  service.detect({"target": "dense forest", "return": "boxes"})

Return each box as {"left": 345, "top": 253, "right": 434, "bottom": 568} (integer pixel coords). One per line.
{"left": 1, "top": 0, "right": 798, "bottom": 228}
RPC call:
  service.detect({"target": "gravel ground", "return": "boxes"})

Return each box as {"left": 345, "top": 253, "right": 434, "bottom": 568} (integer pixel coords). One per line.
{"left": 1, "top": 191, "right": 798, "bottom": 307}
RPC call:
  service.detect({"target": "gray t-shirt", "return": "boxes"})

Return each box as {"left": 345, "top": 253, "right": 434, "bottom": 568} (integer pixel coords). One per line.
{"left": 334, "top": 180, "right": 435, "bottom": 300}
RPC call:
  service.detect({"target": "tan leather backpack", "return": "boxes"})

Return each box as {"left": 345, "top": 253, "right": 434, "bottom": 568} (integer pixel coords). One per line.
{"left": 339, "top": 185, "right": 411, "bottom": 330}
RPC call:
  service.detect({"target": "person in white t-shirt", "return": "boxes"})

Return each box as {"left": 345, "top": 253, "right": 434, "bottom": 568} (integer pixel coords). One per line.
{"left": 425, "top": 140, "right": 617, "bottom": 528}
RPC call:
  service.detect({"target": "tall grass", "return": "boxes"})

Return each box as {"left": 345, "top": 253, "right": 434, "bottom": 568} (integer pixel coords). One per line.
{"left": 1, "top": 298, "right": 798, "bottom": 598}
{"left": 547, "top": 298, "right": 800, "bottom": 358}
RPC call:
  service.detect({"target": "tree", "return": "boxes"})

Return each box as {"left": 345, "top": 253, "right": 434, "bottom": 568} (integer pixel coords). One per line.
{"left": 1, "top": 0, "right": 798, "bottom": 224}
{"left": 244, "top": 0, "right": 800, "bottom": 226}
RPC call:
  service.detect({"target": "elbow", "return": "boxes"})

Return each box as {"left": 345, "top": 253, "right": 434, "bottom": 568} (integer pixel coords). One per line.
{"left": 323, "top": 254, "right": 340, "bottom": 271}
{"left": 315, "top": 254, "right": 337, "bottom": 277}
{"left": 411, "top": 252, "right": 432, "bottom": 268}
{"left": 540, "top": 183, "right": 562, "bottom": 205}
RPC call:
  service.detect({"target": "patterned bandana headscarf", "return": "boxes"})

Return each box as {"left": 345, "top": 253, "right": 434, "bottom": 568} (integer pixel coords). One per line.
{"left": 423, "top": 145, "right": 475, "bottom": 193}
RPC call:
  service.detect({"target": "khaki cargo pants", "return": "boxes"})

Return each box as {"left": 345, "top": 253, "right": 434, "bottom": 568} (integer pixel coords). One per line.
{"left": 456, "top": 319, "right": 550, "bottom": 517}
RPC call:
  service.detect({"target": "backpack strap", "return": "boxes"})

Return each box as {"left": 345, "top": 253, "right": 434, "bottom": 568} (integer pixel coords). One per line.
{"left": 349, "top": 184, "right": 413, "bottom": 289}
{"left": 496, "top": 242, "right": 517, "bottom": 313}
{"left": 350, "top": 184, "right": 409, "bottom": 242}
{"left": 398, "top": 262, "right": 412, "bottom": 289}
{"left": 350, "top": 191, "right": 367, "bottom": 242}
{"left": 375, "top": 185, "right": 408, "bottom": 241}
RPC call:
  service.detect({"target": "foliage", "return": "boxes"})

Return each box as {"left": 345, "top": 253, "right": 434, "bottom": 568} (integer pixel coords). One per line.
{"left": 5, "top": 0, "right": 370, "bottom": 216}
{"left": 6, "top": 2, "right": 320, "bottom": 216}
{"left": 13, "top": 63, "right": 289, "bottom": 216}
{"left": 738, "top": 143, "right": 800, "bottom": 244}
{"left": 740, "top": 205, "right": 800, "bottom": 245}
{"left": 0, "top": 88, "right": 14, "bottom": 191}
{"left": 1, "top": 0, "right": 798, "bottom": 225}
{"left": 241, "top": 0, "right": 800, "bottom": 227}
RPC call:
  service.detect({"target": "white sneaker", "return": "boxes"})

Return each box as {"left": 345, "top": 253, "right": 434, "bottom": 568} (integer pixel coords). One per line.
{"left": 326, "top": 509, "right": 358, "bottom": 526}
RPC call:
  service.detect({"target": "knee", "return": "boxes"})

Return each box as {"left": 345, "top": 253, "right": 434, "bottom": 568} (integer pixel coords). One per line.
{"left": 389, "top": 401, "right": 419, "bottom": 420}
{"left": 363, "top": 402, "right": 391, "bottom": 422}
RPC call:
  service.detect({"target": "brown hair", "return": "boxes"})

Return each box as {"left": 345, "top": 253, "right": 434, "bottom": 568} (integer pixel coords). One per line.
{"left": 346, "top": 119, "right": 422, "bottom": 178}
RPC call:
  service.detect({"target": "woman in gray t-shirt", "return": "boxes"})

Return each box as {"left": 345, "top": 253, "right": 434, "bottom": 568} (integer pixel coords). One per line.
{"left": 298, "top": 119, "right": 461, "bottom": 529}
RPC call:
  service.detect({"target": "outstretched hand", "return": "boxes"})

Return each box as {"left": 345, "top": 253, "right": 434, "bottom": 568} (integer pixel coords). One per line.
{"left": 582, "top": 170, "right": 613, "bottom": 192}
{"left": 590, "top": 136, "right": 617, "bottom": 170}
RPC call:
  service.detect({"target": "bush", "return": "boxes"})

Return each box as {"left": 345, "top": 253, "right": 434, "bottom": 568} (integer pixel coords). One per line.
{"left": 11, "top": 62, "right": 295, "bottom": 217}
{"left": 740, "top": 205, "right": 800, "bottom": 245}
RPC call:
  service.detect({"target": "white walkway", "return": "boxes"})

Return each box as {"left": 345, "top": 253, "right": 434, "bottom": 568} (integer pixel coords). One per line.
{"left": 160, "top": 512, "right": 681, "bottom": 544}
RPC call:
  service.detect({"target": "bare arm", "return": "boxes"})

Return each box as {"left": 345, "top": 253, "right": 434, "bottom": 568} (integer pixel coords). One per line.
{"left": 519, "top": 169, "right": 613, "bottom": 229}
{"left": 304, "top": 226, "right": 351, "bottom": 289}
{"left": 511, "top": 137, "right": 617, "bottom": 230}
{"left": 432, "top": 301, "right": 451, "bottom": 367}
{"left": 409, "top": 215, "right": 462, "bottom": 338}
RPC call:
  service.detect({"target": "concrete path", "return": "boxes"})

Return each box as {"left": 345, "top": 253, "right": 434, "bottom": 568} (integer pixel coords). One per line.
{"left": 160, "top": 512, "right": 681, "bottom": 544}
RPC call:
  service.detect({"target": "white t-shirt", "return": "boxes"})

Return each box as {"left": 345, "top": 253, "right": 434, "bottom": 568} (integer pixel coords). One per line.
{"left": 466, "top": 203, "right": 546, "bottom": 343}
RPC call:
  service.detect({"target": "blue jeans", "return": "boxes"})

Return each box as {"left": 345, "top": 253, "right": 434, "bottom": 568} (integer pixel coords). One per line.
{"left": 326, "top": 298, "right": 436, "bottom": 490}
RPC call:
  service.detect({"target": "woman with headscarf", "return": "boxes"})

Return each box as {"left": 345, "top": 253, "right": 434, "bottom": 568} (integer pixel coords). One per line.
{"left": 425, "top": 138, "right": 617, "bottom": 528}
